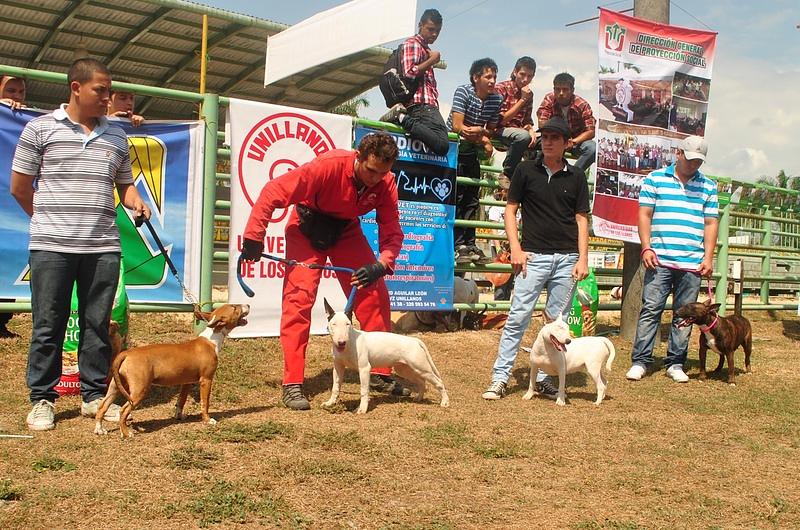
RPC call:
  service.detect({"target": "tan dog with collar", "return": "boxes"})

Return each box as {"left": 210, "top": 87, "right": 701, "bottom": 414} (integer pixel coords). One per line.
{"left": 94, "top": 304, "right": 249, "bottom": 438}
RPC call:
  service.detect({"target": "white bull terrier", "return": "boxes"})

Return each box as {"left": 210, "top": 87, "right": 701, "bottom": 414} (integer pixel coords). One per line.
{"left": 522, "top": 315, "right": 616, "bottom": 406}
{"left": 323, "top": 299, "right": 449, "bottom": 413}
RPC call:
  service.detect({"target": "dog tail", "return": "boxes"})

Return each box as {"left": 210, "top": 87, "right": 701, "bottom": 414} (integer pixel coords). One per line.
{"left": 111, "top": 350, "right": 134, "bottom": 405}
{"left": 418, "top": 339, "right": 442, "bottom": 379}
{"left": 604, "top": 338, "right": 616, "bottom": 372}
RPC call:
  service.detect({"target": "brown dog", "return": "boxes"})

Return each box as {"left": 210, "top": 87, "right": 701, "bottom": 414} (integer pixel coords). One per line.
{"left": 94, "top": 304, "right": 249, "bottom": 437}
{"left": 675, "top": 300, "right": 752, "bottom": 385}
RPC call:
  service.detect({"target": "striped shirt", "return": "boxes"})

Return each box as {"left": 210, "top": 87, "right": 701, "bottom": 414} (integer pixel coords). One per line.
{"left": 447, "top": 84, "right": 502, "bottom": 131}
{"left": 11, "top": 104, "right": 134, "bottom": 253}
{"left": 639, "top": 164, "right": 718, "bottom": 269}
{"left": 401, "top": 34, "right": 438, "bottom": 107}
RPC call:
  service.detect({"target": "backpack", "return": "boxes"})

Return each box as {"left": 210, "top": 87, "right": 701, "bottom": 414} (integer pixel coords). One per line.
{"left": 379, "top": 43, "right": 421, "bottom": 108}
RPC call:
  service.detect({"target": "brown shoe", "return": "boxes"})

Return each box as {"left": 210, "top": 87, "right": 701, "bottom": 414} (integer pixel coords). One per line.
{"left": 282, "top": 384, "right": 310, "bottom": 410}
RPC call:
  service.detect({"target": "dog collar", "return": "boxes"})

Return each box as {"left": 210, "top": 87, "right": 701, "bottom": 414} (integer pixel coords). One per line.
{"left": 699, "top": 314, "right": 719, "bottom": 333}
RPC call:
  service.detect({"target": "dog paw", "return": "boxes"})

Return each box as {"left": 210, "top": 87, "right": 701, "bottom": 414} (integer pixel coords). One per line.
{"left": 175, "top": 411, "right": 187, "bottom": 421}
{"left": 728, "top": 382, "right": 736, "bottom": 387}
{"left": 522, "top": 391, "right": 534, "bottom": 400}
{"left": 206, "top": 418, "right": 217, "bottom": 425}
{"left": 556, "top": 398, "right": 566, "bottom": 406}
{"left": 355, "top": 407, "right": 368, "bottom": 414}
{"left": 322, "top": 400, "right": 336, "bottom": 408}
{"left": 440, "top": 398, "right": 450, "bottom": 408}
{"left": 94, "top": 425, "right": 108, "bottom": 435}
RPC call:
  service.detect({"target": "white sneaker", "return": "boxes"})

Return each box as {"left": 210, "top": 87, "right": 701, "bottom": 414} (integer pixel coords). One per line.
{"left": 81, "top": 398, "right": 123, "bottom": 422}
{"left": 626, "top": 364, "right": 646, "bottom": 381}
{"left": 26, "top": 400, "right": 55, "bottom": 431}
{"left": 666, "top": 364, "right": 689, "bottom": 383}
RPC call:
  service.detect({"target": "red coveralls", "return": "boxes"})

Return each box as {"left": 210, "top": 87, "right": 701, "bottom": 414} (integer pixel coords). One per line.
{"left": 243, "top": 150, "right": 403, "bottom": 385}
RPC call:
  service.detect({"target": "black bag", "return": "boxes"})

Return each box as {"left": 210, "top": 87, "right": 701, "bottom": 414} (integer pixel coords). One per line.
{"left": 295, "top": 204, "right": 351, "bottom": 251}
{"left": 378, "top": 43, "right": 421, "bottom": 107}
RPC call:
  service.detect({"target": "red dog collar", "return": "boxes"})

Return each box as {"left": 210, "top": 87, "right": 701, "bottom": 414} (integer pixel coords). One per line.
{"left": 699, "top": 314, "right": 719, "bottom": 333}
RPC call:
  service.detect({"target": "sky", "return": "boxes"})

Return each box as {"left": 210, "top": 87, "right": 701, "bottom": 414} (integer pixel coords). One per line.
{"left": 204, "top": 0, "right": 799, "bottom": 182}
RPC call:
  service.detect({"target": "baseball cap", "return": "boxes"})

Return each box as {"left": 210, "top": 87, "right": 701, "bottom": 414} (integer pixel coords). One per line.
{"left": 536, "top": 117, "right": 571, "bottom": 139}
{"left": 680, "top": 135, "right": 708, "bottom": 161}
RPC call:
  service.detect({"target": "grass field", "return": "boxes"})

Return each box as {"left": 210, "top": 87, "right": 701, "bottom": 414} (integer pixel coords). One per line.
{"left": 0, "top": 308, "right": 798, "bottom": 529}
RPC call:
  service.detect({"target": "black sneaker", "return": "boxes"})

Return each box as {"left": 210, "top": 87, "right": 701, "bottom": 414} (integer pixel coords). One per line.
{"left": 534, "top": 377, "right": 559, "bottom": 400}
{"left": 369, "top": 374, "right": 412, "bottom": 397}
{"left": 469, "top": 245, "right": 493, "bottom": 265}
{"left": 455, "top": 245, "right": 477, "bottom": 265}
{"left": 282, "top": 384, "right": 310, "bottom": 410}
{"left": 379, "top": 103, "right": 406, "bottom": 124}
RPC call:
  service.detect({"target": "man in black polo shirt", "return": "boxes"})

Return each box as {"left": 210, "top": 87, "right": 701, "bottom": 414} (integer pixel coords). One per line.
{"left": 481, "top": 116, "right": 590, "bottom": 400}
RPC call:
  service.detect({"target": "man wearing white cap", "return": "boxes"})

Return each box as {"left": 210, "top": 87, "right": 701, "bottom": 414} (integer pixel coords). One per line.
{"left": 626, "top": 135, "right": 719, "bottom": 383}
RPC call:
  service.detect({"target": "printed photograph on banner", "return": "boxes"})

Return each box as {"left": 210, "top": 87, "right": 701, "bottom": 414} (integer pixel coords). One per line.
{"left": 618, "top": 172, "right": 642, "bottom": 200}
{"left": 596, "top": 119, "right": 681, "bottom": 176}
{"left": 672, "top": 71, "right": 711, "bottom": 102}
{"left": 595, "top": 169, "right": 619, "bottom": 196}
{"left": 670, "top": 95, "right": 708, "bottom": 135}
{"left": 598, "top": 70, "right": 672, "bottom": 129}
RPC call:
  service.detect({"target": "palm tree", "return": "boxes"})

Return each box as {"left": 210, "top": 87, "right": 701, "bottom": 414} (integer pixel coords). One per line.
{"left": 330, "top": 96, "right": 370, "bottom": 117}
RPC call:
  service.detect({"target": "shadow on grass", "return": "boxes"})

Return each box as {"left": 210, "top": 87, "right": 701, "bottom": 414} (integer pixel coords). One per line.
{"left": 781, "top": 319, "right": 800, "bottom": 341}
{"left": 117, "top": 404, "right": 274, "bottom": 435}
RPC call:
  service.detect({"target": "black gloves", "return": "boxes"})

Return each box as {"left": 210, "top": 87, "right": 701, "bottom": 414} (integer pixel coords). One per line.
{"left": 352, "top": 261, "right": 387, "bottom": 288}
{"left": 241, "top": 238, "right": 264, "bottom": 261}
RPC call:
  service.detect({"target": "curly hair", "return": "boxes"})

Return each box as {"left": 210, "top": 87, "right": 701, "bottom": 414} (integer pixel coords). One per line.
{"left": 357, "top": 132, "right": 399, "bottom": 163}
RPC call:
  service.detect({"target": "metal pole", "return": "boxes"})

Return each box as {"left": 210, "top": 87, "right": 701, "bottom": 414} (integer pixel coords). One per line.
{"left": 761, "top": 207, "right": 772, "bottom": 304}
{"left": 715, "top": 203, "right": 730, "bottom": 313}
{"left": 200, "top": 14, "right": 208, "bottom": 94}
{"left": 619, "top": 0, "right": 670, "bottom": 340}
{"left": 199, "top": 92, "right": 219, "bottom": 317}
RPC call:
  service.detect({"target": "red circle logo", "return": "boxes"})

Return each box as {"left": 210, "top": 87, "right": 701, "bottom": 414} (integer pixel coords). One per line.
{"left": 237, "top": 112, "right": 339, "bottom": 223}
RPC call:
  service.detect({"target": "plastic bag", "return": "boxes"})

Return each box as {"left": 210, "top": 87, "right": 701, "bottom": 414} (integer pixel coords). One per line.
{"left": 567, "top": 268, "right": 598, "bottom": 338}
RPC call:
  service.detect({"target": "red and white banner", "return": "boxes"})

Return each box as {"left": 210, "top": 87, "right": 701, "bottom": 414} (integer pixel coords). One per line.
{"left": 593, "top": 8, "right": 717, "bottom": 242}
{"left": 226, "top": 99, "right": 353, "bottom": 337}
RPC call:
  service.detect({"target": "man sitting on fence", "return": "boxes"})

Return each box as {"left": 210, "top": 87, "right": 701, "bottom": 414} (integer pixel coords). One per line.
{"left": 380, "top": 8, "right": 449, "bottom": 156}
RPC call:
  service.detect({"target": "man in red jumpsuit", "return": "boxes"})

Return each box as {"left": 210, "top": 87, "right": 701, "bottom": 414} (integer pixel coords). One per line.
{"left": 240, "top": 132, "right": 410, "bottom": 410}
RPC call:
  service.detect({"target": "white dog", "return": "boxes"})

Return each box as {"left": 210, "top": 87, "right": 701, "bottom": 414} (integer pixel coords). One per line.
{"left": 323, "top": 299, "right": 449, "bottom": 413}
{"left": 523, "top": 315, "right": 615, "bottom": 406}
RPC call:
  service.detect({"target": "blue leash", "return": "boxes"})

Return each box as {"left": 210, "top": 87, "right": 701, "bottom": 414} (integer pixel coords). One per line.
{"left": 237, "top": 253, "right": 358, "bottom": 313}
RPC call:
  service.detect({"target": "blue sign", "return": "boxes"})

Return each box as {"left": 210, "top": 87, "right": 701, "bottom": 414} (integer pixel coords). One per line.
{"left": 355, "top": 126, "right": 458, "bottom": 310}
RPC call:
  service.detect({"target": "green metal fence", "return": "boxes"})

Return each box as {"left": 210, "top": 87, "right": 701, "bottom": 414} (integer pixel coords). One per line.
{"left": 2, "top": 64, "right": 799, "bottom": 317}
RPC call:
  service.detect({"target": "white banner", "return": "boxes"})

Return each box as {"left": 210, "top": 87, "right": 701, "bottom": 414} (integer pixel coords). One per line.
{"left": 226, "top": 98, "right": 354, "bottom": 337}
{"left": 264, "top": 0, "right": 417, "bottom": 86}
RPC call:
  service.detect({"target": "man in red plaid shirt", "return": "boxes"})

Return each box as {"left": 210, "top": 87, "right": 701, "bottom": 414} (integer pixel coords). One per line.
{"left": 493, "top": 56, "right": 537, "bottom": 182}
{"left": 379, "top": 9, "right": 449, "bottom": 156}
{"left": 536, "top": 72, "right": 597, "bottom": 173}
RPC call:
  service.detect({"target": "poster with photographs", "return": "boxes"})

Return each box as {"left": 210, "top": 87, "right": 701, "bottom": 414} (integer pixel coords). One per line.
{"left": 593, "top": 8, "right": 717, "bottom": 242}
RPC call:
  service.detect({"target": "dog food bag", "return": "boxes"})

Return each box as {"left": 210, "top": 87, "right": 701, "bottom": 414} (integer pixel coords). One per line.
{"left": 567, "top": 269, "right": 599, "bottom": 338}
{"left": 55, "top": 262, "right": 129, "bottom": 396}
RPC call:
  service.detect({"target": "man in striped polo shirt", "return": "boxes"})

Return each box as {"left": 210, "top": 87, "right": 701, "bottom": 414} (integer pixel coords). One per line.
{"left": 447, "top": 57, "right": 503, "bottom": 265}
{"left": 626, "top": 135, "right": 719, "bottom": 383}
{"left": 10, "top": 58, "right": 151, "bottom": 431}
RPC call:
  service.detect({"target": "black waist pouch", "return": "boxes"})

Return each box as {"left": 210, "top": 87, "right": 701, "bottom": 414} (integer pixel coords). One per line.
{"left": 295, "top": 204, "right": 351, "bottom": 250}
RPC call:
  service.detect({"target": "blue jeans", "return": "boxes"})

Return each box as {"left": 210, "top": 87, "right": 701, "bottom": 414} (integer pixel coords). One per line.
{"left": 27, "top": 251, "right": 120, "bottom": 403}
{"left": 630, "top": 266, "right": 701, "bottom": 369}
{"left": 497, "top": 127, "right": 532, "bottom": 178}
{"left": 491, "top": 253, "right": 578, "bottom": 383}
{"left": 569, "top": 139, "right": 596, "bottom": 173}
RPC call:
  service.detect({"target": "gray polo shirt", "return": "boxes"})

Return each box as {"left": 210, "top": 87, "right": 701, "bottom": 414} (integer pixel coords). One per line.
{"left": 12, "top": 104, "right": 134, "bottom": 253}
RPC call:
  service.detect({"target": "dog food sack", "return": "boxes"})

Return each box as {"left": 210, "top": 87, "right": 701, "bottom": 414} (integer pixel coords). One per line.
{"left": 55, "top": 263, "right": 129, "bottom": 396}
{"left": 567, "top": 268, "right": 598, "bottom": 338}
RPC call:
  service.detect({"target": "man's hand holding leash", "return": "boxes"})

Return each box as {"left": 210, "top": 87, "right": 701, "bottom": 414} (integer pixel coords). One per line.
{"left": 241, "top": 239, "right": 264, "bottom": 262}
{"left": 351, "top": 261, "right": 387, "bottom": 288}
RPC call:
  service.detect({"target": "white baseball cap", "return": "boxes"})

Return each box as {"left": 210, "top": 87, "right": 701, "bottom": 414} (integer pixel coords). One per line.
{"left": 680, "top": 135, "right": 708, "bottom": 161}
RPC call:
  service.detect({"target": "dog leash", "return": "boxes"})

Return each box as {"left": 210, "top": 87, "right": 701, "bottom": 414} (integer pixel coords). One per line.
{"left": 134, "top": 215, "right": 203, "bottom": 311}
{"left": 237, "top": 253, "right": 358, "bottom": 313}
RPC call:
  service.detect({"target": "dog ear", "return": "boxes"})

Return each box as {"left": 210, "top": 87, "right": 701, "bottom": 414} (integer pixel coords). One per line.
{"left": 323, "top": 298, "right": 335, "bottom": 321}
{"left": 709, "top": 303, "right": 721, "bottom": 313}
{"left": 345, "top": 309, "right": 354, "bottom": 322}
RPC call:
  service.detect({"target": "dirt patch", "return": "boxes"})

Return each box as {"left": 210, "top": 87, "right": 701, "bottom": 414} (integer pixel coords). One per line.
{"left": 0, "top": 310, "right": 798, "bottom": 529}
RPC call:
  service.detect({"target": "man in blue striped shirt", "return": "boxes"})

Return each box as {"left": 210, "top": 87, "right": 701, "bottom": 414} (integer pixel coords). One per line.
{"left": 447, "top": 58, "right": 503, "bottom": 265}
{"left": 626, "top": 135, "right": 719, "bottom": 383}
